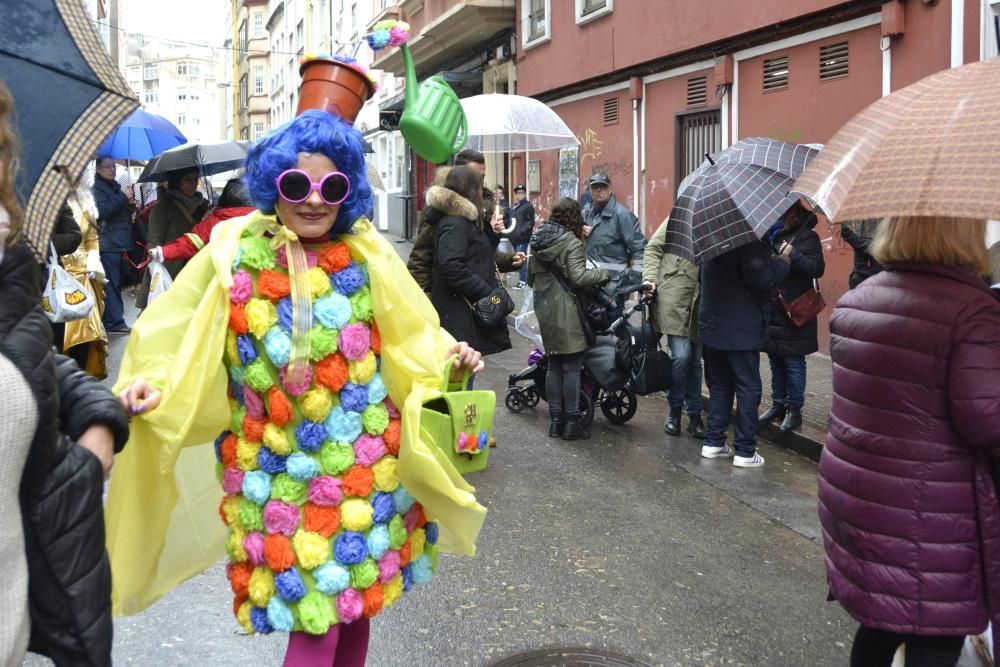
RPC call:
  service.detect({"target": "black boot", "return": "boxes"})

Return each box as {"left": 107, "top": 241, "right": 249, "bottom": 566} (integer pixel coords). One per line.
{"left": 758, "top": 403, "right": 786, "bottom": 425}
{"left": 779, "top": 406, "right": 802, "bottom": 433}
{"left": 562, "top": 412, "right": 590, "bottom": 440}
{"left": 663, "top": 406, "right": 682, "bottom": 436}
{"left": 548, "top": 409, "right": 564, "bottom": 438}
{"left": 687, "top": 413, "right": 706, "bottom": 439}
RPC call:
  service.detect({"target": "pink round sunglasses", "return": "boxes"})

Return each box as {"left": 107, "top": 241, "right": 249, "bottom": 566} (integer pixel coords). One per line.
{"left": 274, "top": 168, "right": 351, "bottom": 205}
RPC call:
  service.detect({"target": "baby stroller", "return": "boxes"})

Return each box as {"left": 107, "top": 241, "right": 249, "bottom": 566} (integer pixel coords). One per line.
{"left": 506, "top": 286, "right": 670, "bottom": 428}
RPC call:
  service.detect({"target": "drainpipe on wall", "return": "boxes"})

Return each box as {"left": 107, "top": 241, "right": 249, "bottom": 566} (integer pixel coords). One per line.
{"left": 629, "top": 76, "right": 642, "bottom": 228}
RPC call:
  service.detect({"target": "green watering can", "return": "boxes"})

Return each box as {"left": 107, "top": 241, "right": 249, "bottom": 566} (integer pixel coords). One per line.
{"left": 399, "top": 44, "right": 467, "bottom": 164}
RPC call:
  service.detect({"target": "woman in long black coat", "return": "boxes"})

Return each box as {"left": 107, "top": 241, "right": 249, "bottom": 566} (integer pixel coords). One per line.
{"left": 430, "top": 166, "right": 512, "bottom": 356}
{"left": 760, "top": 201, "right": 826, "bottom": 433}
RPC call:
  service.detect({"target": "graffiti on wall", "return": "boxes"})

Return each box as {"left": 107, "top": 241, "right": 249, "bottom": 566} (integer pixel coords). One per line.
{"left": 578, "top": 128, "right": 604, "bottom": 162}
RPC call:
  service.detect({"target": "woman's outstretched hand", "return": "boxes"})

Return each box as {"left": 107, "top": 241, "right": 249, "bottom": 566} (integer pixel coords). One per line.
{"left": 448, "top": 342, "right": 484, "bottom": 380}
{"left": 118, "top": 378, "right": 163, "bottom": 416}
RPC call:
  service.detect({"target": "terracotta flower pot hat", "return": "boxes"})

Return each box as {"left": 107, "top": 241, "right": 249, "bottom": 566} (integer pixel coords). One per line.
{"left": 296, "top": 55, "right": 377, "bottom": 123}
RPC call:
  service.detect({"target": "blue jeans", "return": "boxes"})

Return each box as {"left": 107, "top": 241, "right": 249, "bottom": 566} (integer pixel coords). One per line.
{"left": 703, "top": 348, "right": 762, "bottom": 458}
{"left": 99, "top": 250, "right": 127, "bottom": 330}
{"left": 516, "top": 242, "right": 528, "bottom": 283}
{"left": 666, "top": 335, "right": 703, "bottom": 415}
{"left": 768, "top": 354, "right": 806, "bottom": 408}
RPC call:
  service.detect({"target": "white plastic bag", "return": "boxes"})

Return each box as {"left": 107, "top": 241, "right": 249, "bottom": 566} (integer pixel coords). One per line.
{"left": 147, "top": 260, "right": 172, "bottom": 304}
{"left": 513, "top": 286, "right": 544, "bottom": 350}
{"left": 41, "top": 243, "right": 94, "bottom": 323}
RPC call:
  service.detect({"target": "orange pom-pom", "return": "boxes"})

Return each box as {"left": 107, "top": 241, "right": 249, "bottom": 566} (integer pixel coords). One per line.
{"left": 370, "top": 322, "right": 381, "bottom": 354}
{"left": 263, "top": 534, "right": 296, "bottom": 572}
{"left": 221, "top": 434, "right": 239, "bottom": 467}
{"left": 243, "top": 415, "right": 267, "bottom": 443}
{"left": 362, "top": 581, "right": 384, "bottom": 617}
{"left": 399, "top": 539, "right": 412, "bottom": 567}
{"left": 383, "top": 420, "right": 401, "bottom": 456}
{"left": 219, "top": 496, "right": 231, "bottom": 526}
{"left": 229, "top": 302, "right": 249, "bottom": 335}
{"left": 318, "top": 242, "right": 352, "bottom": 273}
{"left": 416, "top": 504, "right": 428, "bottom": 528}
{"left": 233, "top": 593, "right": 248, "bottom": 618}
{"left": 342, "top": 465, "right": 374, "bottom": 497}
{"left": 303, "top": 502, "right": 341, "bottom": 537}
{"left": 257, "top": 269, "right": 291, "bottom": 300}
{"left": 228, "top": 561, "right": 253, "bottom": 596}
{"left": 315, "top": 353, "right": 348, "bottom": 392}
{"left": 267, "top": 387, "right": 294, "bottom": 426}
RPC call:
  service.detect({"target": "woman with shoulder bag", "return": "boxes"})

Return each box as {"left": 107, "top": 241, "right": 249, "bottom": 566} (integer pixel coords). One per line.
{"left": 760, "top": 199, "right": 826, "bottom": 433}
{"left": 528, "top": 198, "right": 608, "bottom": 441}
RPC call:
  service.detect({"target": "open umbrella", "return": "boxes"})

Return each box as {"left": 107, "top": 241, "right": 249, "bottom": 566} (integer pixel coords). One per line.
{"left": 664, "top": 138, "right": 819, "bottom": 263}
{"left": 792, "top": 57, "right": 1000, "bottom": 222}
{"left": 1, "top": 0, "right": 138, "bottom": 259}
{"left": 137, "top": 140, "right": 249, "bottom": 182}
{"left": 98, "top": 108, "right": 187, "bottom": 161}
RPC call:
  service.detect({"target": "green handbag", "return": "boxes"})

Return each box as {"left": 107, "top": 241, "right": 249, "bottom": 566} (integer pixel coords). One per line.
{"left": 419, "top": 357, "right": 495, "bottom": 475}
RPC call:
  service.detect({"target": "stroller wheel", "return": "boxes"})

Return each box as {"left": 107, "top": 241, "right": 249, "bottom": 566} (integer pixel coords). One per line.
{"left": 601, "top": 388, "right": 638, "bottom": 424}
{"left": 578, "top": 391, "right": 595, "bottom": 429}
{"left": 505, "top": 388, "right": 524, "bottom": 413}
{"left": 523, "top": 386, "right": 541, "bottom": 408}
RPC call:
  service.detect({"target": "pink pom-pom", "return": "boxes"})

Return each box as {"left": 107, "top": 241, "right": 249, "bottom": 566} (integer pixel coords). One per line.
{"left": 263, "top": 500, "right": 301, "bottom": 536}
{"left": 404, "top": 505, "right": 421, "bottom": 532}
{"left": 388, "top": 25, "right": 409, "bottom": 46}
{"left": 244, "top": 531, "right": 266, "bottom": 566}
{"left": 231, "top": 270, "right": 254, "bottom": 304}
{"left": 384, "top": 397, "right": 400, "bottom": 419}
{"left": 339, "top": 323, "right": 371, "bottom": 361}
{"left": 244, "top": 386, "right": 265, "bottom": 420}
{"left": 307, "top": 476, "right": 343, "bottom": 507}
{"left": 222, "top": 467, "right": 245, "bottom": 495}
{"left": 353, "top": 434, "right": 387, "bottom": 467}
{"left": 279, "top": 364, "right": 313, "bottom": 396}
{"left": 378, "top": 551, "right": 400, "bottom": 583}
{"left": 337, "top": 588, "right": 364, "bottom": 622}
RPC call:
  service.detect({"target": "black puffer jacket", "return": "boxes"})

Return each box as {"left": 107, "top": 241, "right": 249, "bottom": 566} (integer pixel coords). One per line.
{"left": 764, "top": 214, "right": 826, "bottom": 357}
{"left": 1, "top": 241, "right": 129, "bottom": 667}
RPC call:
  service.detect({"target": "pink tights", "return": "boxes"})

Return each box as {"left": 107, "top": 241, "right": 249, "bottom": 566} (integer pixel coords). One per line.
{"left": 282, "top": 619, "right": 370, "bottom": 667}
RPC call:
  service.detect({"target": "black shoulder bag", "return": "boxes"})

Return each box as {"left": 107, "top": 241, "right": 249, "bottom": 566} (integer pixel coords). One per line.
{"left": 465, "top": 264, "right": 515, "bottom": 328}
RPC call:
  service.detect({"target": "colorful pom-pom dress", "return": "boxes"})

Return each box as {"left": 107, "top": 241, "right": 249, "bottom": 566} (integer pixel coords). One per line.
{"left": 218, "top": 229, "right": 438, "bottom": 636}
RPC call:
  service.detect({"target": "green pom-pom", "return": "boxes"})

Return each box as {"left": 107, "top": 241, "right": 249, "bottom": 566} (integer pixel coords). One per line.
{"left": 320, "top": 441, "right": 355, "bottom": 475}
{"left": 350, "top": 558, "right": 379, "bottom": 590}
{"left": 228, "top": 363, "right": 245, "bottom": 386}
{"left": 240, "top": 236, "right": 276, "bottom": 270}
{"left": 239, "top": 498, "right": 264, "bottom": 532}
{"left": 350, "top": 288, "right": 373, "bottom": 323}
{"left": 388, "top": 514, "right": 406, "bottom": 550}
{"left": 271, "top": 473, "right": 308, "bottom": 504}
{"left": 309, "top": 324, "right": 339, "bottom": 361}
{"left": 362, "top": 403, "right": 389, "bottom": 435}
{"left": 231, "top": 405, "right": 246, "bottom": 436}
{"left": 245, "top": 358, "right": 275, "bottom": 393}
{"left": 296, "top": 591, "right": 338, "bottom": 635}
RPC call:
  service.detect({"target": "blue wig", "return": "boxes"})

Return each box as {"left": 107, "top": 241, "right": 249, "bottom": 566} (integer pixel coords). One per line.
{"left": 243, "top": 110, "right": 373, "bottom": 236}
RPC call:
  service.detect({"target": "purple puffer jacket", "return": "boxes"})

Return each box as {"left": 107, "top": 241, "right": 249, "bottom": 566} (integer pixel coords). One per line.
{"left": 819, "top": 263, "right": 1000, "bottom": 642}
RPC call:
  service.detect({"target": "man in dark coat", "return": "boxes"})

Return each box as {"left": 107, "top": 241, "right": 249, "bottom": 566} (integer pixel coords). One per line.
{"left": 699, "top": 240, "right": 789, "bottom": 467}
{"left": 92, "top": 156, "right": 134, "bottom": 335}
{"left": 840, "top": 220, "right": 883, "bottom": 289}
{"left": 582, "top": 173, "right": 645, "bottom": 286}
{"left": 508, "top": 184, "right": 535, "bottom": 289}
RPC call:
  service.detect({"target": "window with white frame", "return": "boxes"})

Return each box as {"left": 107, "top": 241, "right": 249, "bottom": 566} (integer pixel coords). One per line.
{"left": 143, "top": 90, "right": 158, "bottom": 104}
{"left": 522, "top": 0, "right": 550, "bottom": 48}
{"left": 127, "top": 66, "right": 140, "bottom": 81}
{"left": 177, "top": 113, "right": 186, "bottom": 125}
{"left": 252, "top": 10, "right": 265, "bottom": 38}
{"left": 254, "top": 122, "right": 265, "bottom": 140}
{"left": 985, "top": 0, "right": 1000, "bottom": 59}
{"left": 143, "top": 63, "right": 157, "bottom": 80}
{"left": 575, "top": 0, "right": 613, "bottom": 24}
{"left": 254, "top": 66, "right": 265, "bottom": 95}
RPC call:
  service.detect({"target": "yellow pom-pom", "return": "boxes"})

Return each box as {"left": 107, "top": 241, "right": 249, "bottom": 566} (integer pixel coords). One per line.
{"left": 410, "top": 527, "right": 426, "bottom": 560}
{"left": 383, "top": 573, "right": 403, "bottom": 608}
{"left": 263, "top": 423, "right": 292, "bottom": 455}
{"left": 245, "top": 298, "right": 278, "bottom": 338}
{"left": 292, "top": 530, "right": 331, "bottom": 570}
{"left": 348, "top": 351, "right": 377, "bottom": 385}
{"left": 299, "top": 386, "right": 333, "bottom": 423}
{"left": 371, "top": 456, "right": 399, "bottom": 492}
{"left": 340, "top": 497, "right": 374, "bottom": 532}
{"left": 307, "top": 266, "right": 332, "bottom": 300}
{"left": 237, "top": 600, "right": 254, "bottom": 633}
{"left": 236, "top": 438, "right": 261, "bottom": 471}
{"left": 227, "top": 527, "right": 248, "bottom": 562}
{"left": 223, "top": 496, "right": 243, "bottom": 527}
{"left": 226, "top": 330, "right": 240, "bottom": 366}
{"left": 248, "top": 566, "right": 275, "bottom": 606}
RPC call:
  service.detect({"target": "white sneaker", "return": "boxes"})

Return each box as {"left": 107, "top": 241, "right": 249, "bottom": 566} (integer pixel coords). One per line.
{"left": 733, "top": 452, "right": 766, "bottom": 468}
{"left": 701, "top": 444, "right": 734, "bottom": 459}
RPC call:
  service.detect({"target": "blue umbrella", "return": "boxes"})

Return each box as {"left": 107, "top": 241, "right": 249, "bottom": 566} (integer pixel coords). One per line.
{"left": 98, "top": 108, "right": 188, "bottom": 160}
{"left": 0, "top": 0, "right": 138, "bottom": 259}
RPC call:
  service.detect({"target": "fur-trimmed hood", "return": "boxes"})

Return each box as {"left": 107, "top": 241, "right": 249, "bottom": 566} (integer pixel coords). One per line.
{"left": 425, "top": 185, "right": 479, "bottom": 223}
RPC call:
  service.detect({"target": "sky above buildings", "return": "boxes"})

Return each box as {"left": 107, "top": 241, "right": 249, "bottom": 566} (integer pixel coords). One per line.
{"left": 127, "top": 0, "right": 225, "bottom": 50}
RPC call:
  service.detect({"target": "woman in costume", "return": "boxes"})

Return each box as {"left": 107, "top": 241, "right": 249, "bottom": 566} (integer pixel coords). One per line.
{"left": 110, "top": 90, "right": 488, "bottom": 664}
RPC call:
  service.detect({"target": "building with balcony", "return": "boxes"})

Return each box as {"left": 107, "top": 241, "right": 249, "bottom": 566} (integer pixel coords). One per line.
{"left": 236, "top": 0, "right": 271, "bottom": 141}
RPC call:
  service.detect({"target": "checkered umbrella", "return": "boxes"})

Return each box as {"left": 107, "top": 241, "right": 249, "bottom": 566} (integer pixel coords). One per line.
{"left": 664, "top": 138, "right": 820, "bottom": 263}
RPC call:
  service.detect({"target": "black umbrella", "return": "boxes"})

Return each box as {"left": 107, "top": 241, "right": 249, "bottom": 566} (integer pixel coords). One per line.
{"left": 664, "top": 138, "right": 820, "bottom": 263}
{"left": 1, "top": 0, "right": 138, "bottom": 260}
{"left": 137, "top": 140, "right": 251, "bottom": 182}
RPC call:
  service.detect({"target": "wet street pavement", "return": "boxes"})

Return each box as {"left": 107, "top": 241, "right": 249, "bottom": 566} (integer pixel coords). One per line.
{"left": 27, "top": 282, "right": 853, "bottom": 667}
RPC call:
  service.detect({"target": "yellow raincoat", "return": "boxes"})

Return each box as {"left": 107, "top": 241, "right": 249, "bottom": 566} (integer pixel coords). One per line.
{"left": 107, "top": 213, "right": 486, "bottom": 616}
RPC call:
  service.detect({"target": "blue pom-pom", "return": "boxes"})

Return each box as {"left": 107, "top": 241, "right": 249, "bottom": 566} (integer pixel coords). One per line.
{"left": 367, "top": 374, "right": 387, "bottom": 404}
{"left": 371, "top": 492, "right": 395, "bottom": 524}
{"left": 424, "top": 522, "right": 438, "bottom": 545}
{"left": 401, "top": 565, "right": 414, "bottom": 592}
{"left": 295, "top": 420, "right": 327, "bottom": 452}
{"left": 286, "top": 451, "right": 320, "bottom": 482}
{"left": 339, "top": 383, "right": 369, "bottom": 413}
{"left": 392, "top": 486, "right": 415, "bottom": 514}
{"left": 411, "top": 554, "right": 433, "bottom": 585}
{"left": 326, "top": 406, "right": 362, "bottom": 443}
{"left": 275, "top": 568, "right": 308, "bottom": 602}
{"left": 334, "top": 531, "right": 368, "bottom": 565}
{"left": 277, "top": 297, "right": 294, "bottom": 332}
{"left": 232, "top": 248, "right": 244, "bottom": 270}
{"left": 242, "top": 470, "right": 272, "bottom": 505}
{"left": 263, "top": 327, "right": 292, "bottom": 368}
{"left": 250, "top": 606, "right": 274, "bottom": 634}
{"left": 314, "top": 561, "right": 351, "bottom": 595}
{"left": 257, "top": 447, "right": 288, "bottom": 474}
{"left": 229, "top": 379, "right": 245, "bottom": 404}
{"left": 331, "top": 262, "right": 365, "bottom": 295}
{"left": 366, "top": 524, "right": 391, "bottom": 560}
{"left": 214, "top": 432, "right": 228, "bottom": 462}
{"left": 267, "top": 597, "right": 294, "bottom": 632}
{"left": 314, "top": 292, "right": 352, "bottom": 329}
{"left": 237, "top": 335, "right": 258, "bottom": 365}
